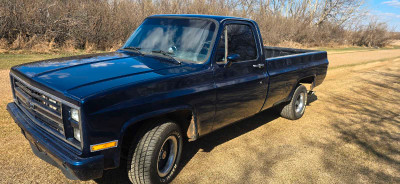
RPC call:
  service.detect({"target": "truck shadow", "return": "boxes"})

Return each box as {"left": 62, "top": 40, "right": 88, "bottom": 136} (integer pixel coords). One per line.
{"left": 307, "top": 92, "right": 318, "bottom": 105}
{"left": 95, "top": 93, "right": 318, "bottom": 183}
{"left": 303, "top": 69, "right": 400, "bottom": 183}
{"left": 177, "top": 92, "right": 318, "bottom": 178}
{"left": 95, "top": 109, "right": 281, "bottom": 184}
{"left": 175, "top": 108, "right": 280, "bottom": 180}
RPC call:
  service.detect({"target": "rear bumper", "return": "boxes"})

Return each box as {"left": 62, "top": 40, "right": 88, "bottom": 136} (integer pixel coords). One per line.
{"left": 7, "top": 102, "right": 104, "bottom": 181}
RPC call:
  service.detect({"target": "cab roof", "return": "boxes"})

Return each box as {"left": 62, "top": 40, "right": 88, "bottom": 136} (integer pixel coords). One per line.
{"left": 149, "top": 14, "right": 253, "bottom": 23}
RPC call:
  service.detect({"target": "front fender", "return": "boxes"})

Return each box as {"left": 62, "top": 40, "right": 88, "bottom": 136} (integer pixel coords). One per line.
{"left": 119, "top": 105, "right": 195, "bottom": 139}
{"left": 106, "top": 105, "right": 196, "bottom": 169}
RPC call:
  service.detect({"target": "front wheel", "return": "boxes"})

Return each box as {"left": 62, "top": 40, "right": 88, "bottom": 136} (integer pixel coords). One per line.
{"left": 279, "top": 84, "right": 308, "bottom": 120}
{"left": 127, "top": 120, "right": 182, "bottom": 184}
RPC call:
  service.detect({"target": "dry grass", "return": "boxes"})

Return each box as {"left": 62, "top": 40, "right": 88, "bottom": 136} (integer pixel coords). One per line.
{"left": 0, "top": 0, "right": 395, "bottom": 51}
{"left": 0, "top": 49, "right": 399, "bottom": 183}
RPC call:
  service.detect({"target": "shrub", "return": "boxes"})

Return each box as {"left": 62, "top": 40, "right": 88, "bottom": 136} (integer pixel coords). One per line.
{"left": 350, "top": 21, "right": 392, "bottom": 48}
{"left": 0, "top": 0, "right": 396, "bottom": 51}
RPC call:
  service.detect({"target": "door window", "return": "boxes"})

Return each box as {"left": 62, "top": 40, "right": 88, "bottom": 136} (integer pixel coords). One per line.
{"left": 215, "top": 24, "right": 258, "bottom": 63}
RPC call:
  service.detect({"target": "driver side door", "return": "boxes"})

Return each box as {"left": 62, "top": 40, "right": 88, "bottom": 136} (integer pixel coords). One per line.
{"left": 212, "top": 21, "right": 268, "bottom": 130}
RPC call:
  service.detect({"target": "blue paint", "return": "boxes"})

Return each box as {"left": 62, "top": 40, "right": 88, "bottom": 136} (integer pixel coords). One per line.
{"left": 7, "top": 14, "right": 328, "bottom": 180}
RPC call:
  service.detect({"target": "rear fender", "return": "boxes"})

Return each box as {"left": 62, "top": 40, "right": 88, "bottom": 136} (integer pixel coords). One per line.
{"left": 286, "top": 75, "right": 315, "bottom": 101}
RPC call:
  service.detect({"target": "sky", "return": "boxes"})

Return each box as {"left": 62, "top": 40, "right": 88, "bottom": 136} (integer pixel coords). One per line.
{"left": 368, "top": 0, "right": 400, "bottom": 31}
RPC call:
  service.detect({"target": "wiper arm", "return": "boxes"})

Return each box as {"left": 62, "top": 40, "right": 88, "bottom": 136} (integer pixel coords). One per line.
{"left": 124, "top": 46, "right": 144, "bottom": 55}
{"left": 151, "top": 50, "right": 181, "bottom": 65}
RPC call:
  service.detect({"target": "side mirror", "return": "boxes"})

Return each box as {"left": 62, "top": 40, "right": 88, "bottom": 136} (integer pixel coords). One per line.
{"left": 224, "top": 54, "right": 240, "bottom": 68}
{"left": 227, "top": 54, "right": 240, "bottom": 62}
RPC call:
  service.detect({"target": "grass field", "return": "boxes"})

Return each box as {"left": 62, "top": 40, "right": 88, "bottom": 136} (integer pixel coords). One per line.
{"left": 0, "top": 48, "right": 399, "bottom": 183}
{"left": 0, "top": 51, "right": 102, "bottom": 69}
{"left": 314, "top": 45, "right": 400, "bottom": 55}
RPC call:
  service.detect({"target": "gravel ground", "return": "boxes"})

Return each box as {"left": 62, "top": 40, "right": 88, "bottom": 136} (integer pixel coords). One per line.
{"left": 0, "top": 49, "right": 399, "bottom": 183}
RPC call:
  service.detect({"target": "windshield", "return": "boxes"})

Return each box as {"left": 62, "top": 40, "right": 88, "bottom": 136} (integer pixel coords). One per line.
{"left": 122, "top": 18, "right": 217, "bottom": 64}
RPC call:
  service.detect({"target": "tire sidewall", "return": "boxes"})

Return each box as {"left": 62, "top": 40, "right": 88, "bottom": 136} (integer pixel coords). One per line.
{"left": 292, "top": 85, "right": 307, "bottom": 119}
{"left": 150, "top": 123, "right": 183, "bottom": 183}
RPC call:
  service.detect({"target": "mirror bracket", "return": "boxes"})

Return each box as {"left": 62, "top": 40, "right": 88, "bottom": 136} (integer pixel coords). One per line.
{"left": 224, "top": 60, "right": 233, "bottom": 68}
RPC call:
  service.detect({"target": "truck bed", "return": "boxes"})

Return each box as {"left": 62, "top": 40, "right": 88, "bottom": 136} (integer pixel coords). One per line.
{"left": 261, "top": 46, "right": 328, "bottom": 110}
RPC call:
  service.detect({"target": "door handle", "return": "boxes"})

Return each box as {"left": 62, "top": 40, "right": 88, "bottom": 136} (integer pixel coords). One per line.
{"left": 252, "top": 64, "right": 264, "bottom": 68}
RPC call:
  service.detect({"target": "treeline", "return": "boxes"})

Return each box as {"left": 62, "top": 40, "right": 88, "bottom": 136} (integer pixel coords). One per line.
{"left": 0, "top": 0, "right": 396, "bottom": 52}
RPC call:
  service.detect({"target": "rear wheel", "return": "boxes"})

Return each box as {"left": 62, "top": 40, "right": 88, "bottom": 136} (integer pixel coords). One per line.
{"left": 127, "top": 120, "right": 182, "bottom": 184}
{"left": 279, "top": 84, "right": 308, "bottom": 120}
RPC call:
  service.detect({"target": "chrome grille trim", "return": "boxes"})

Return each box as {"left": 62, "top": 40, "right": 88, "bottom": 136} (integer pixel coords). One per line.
{"left": 15, "top": 101, "right": 82, "bottom": 152}
{"left": 10, "top": 72, "right": 82, "bottom": 150}
{"left": 13, "top": 77, "right": 65, "bottom": 135}
{"left": 10, "top": 73, "right": 80, "bottom": 109}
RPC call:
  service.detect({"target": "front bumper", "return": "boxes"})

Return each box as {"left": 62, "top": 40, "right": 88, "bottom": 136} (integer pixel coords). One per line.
{"left": 7, "top": 102, "right": 104, "bottom": 181}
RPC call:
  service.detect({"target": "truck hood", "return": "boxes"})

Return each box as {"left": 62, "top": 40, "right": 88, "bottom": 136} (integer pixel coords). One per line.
{"left": 12, "top": 51, "right": 191, "bottom": 99}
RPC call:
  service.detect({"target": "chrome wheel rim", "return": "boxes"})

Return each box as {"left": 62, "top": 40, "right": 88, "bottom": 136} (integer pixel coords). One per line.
{"left": 157, "top": 135, "right": 178, "bottom": 178}
{"left": 295, "top": 92, "right": 305, "bottom": 114}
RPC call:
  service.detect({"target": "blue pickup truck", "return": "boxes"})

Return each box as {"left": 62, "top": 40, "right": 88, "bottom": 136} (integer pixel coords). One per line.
{"left": 7, "top": 14, "right": 328, "bottom": 183}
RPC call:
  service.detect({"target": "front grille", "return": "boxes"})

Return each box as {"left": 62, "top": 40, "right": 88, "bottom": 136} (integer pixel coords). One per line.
{"left": 13, "top": 78, "right": 65, "bottom": 135}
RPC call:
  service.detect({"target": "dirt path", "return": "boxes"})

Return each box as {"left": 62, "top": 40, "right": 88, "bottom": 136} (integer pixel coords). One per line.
{"left": 172, "top": 57, "right": 400, "bottom": 184}
{"left": 327, "top": 49, "right": 400, "bottom": 68}
{"left": 0, "top": 50, "right": 399, "bottom": 183}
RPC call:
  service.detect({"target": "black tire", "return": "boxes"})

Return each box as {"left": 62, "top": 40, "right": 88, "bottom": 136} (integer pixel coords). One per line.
{"left": 127, "top": 120, "right": 183, "bottom": 184}
{"left": 279, "top": 85, "right": 308, "bottom": 120}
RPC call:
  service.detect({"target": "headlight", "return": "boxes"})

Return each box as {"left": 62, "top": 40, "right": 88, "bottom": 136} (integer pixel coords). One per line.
{"left": 73, "top": 127, "right": 81, "bottom": 142}
{"left": 70, "top": 108, "right": 80, "bottom": 122}
{"left": 70, "top": 108, "right": 81, "bottom": 142}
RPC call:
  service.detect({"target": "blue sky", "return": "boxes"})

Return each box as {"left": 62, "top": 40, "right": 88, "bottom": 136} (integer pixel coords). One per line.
{"left": 368, "top": 0, "right": 400, "bottom": 31}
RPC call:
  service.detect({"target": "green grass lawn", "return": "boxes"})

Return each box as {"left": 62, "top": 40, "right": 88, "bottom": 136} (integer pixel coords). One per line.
{"left": 0, "top": 50, "right": 108, "bottom": 70}
{"left": 317, "top": 45, "right": 400, "bottom": 53}
{"left": 319, "top": 47, "right": 376, "bottom": 52}
{"left": 0, "top": 53, "right": 78, "bottom": 70}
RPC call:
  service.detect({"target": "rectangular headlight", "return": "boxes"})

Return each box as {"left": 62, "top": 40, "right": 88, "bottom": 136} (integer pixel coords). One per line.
{"left": 69, "top": 108, "right": 81, "bottom": 142}
{"left": 70, "top": 108, "right": 80, "bottom": 122}
{"left": 73, "top": 127, "right": 81, "bottom": 142}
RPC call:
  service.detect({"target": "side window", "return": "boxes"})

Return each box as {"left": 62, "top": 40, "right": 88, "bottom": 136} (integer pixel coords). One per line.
{"left": 215, "top": 24, "right": 258, "bottom": 63}
{"left": 227, "top": 24, "right": 257, "bottom": 61}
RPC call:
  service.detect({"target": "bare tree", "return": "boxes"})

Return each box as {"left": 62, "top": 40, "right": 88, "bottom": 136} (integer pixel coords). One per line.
{"left": 0, "top": 0, "right": 392, "bottom": 51}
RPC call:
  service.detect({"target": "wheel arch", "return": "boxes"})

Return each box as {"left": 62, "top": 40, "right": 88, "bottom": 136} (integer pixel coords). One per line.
{"left": 286, "top": 75, "right": 315, "bottom": 101}
{"left": 117, "top": 105, "right": 198, "bottom": 168}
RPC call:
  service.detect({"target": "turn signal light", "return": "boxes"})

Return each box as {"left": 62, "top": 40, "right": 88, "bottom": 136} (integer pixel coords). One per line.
{"left": 90, "top": 140, "right": 118, "bottom": 152}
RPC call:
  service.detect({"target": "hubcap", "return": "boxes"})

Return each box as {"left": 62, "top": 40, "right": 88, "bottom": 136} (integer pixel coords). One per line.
{"left": 157, "top": 135, "right": 178, "bottom": 178}
{"left": 295, "top": 92, "right": 305, "bottom": 114}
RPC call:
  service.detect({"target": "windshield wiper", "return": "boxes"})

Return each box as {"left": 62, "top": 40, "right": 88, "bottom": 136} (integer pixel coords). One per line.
{"left": 124, "top": 46, "right": 144, "bottom": 55}
{"left": 151, "top": 50, "right": 181, "bottom": 65}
